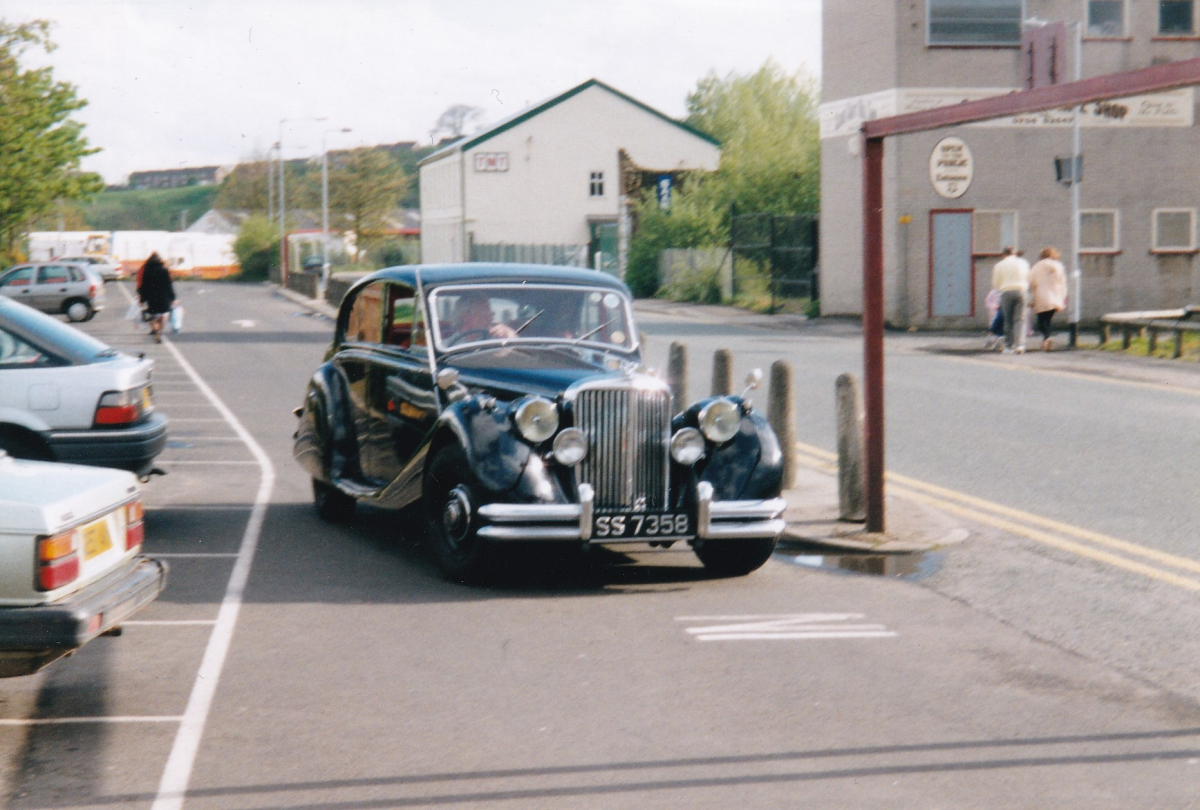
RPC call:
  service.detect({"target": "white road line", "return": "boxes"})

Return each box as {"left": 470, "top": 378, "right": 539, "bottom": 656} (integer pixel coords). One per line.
{"left": 148, "top": 332, "right": 276, "bottom": 810}
{"left": 154, "top": 460, "right": 258, "bottom": 465}
{"left": 677, "top": 614, "right": 897, "bottom": 642}
{"left": 0, "top": 716, "right": 182, "bottom": 726}
{"left": 151, "top": 553, "right": 241, "bottom": 558}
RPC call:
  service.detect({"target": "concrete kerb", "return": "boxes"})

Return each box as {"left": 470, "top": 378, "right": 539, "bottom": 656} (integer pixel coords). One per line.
{"left": 273, "top": 283, "right": 338, "bottom": 319}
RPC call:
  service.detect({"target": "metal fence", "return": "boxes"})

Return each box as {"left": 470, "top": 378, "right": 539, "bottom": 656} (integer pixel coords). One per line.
{"left": 470, "top": 243, "right": 588, "bottom": 267}
{"left": 730, "top": 212, "right": 819, "bottom": 312}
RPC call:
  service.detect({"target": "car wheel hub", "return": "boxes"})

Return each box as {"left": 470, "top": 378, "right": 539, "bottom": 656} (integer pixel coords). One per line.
{"left": 442, "top": 486, "right": 472, "bottom": 548}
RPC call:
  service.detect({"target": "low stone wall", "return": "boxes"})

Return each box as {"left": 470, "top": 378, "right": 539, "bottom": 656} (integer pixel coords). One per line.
{"left": 287, "top": 271, "right": 320, "bottom": 299}
{"left": 326, "top": 274, "right": 369, "bottom": 308}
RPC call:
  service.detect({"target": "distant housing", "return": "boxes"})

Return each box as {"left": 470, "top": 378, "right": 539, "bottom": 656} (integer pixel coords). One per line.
{"left": 128, "top": 165, "right": 231, "bottom": 190}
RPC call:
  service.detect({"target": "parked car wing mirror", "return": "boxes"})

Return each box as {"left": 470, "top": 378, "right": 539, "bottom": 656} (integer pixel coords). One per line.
{"left": 436, "top": 368, "right": 460, "bottom": 390}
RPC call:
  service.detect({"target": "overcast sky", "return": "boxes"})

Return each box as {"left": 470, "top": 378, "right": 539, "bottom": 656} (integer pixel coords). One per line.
{"left": 7, "top": 0, "right": 822, "bottom": 185}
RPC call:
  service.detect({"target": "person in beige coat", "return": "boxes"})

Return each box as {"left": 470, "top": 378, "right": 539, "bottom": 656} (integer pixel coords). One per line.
{"left": 1029, "top": 246, "right": 1068, "bottom": 351}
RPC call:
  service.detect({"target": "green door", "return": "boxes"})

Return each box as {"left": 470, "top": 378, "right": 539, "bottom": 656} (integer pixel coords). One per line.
{"left": 589, "top": 221, "right": 618, "bottom": 276}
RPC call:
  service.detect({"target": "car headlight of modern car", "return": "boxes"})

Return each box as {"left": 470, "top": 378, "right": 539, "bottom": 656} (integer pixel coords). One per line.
{"left": 514, "top": 397, "right": 559, "bottom": 443}
{"left": 552, "top": 427, "right": 587, "bottom": 466}
{"left": 698, "top": 398, "right": 741, "bottom": 444}
{"left": 670, "top": 427, "right": 706, "bottom": 465}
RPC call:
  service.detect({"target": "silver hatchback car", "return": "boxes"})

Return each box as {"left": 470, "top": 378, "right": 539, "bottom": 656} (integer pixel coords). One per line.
{"left": 0, "top": 261, "right": 107, "bottom": 322}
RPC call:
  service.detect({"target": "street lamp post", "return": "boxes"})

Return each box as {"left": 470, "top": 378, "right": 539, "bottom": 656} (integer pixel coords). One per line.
{"left": 278, "top": 116, "right": 326, "bottom": 287}
{"left": 322, "top": 127, "right": 352, "bottom": 298}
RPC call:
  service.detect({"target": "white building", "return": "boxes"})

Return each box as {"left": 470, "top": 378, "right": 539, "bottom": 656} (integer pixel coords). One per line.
{"left": 419, "top": 79, "right": 721, "bottom": 275}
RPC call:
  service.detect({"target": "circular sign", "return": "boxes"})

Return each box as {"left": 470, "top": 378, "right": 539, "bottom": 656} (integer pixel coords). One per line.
{"left": 929, "top": 137, "right": 973, "bottom": 199}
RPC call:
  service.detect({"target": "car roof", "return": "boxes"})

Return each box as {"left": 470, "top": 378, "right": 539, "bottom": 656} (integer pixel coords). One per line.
{"left": 353, "top": 263, "right": 631, "bottom": 294}
{"left": 0, "top": 297, "right": 117, "bottom": 363}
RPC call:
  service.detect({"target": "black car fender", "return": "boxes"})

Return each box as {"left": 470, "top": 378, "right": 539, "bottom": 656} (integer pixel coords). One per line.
{"left": 296, "top": 362, "right": 360, "bottom": 482}
{"left": 673, "top": 397, "right": 784, "bottom": 501}
{"left": 427, "top": 396, "right": 533, "bottom": 496}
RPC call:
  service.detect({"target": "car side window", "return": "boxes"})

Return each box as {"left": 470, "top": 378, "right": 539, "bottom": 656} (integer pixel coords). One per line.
{"left": 37, "top": 265, "right": 70, "bottom": 285}
{"left": 67, "top": 266, "right": 85, "bottom": 282}
{"left": 343, "top": 281, "right": 385, "bottom": 344}
{"left": 0, "top": 327, "right": 49, "bottom": 368}
{"left": 1, "top": 267, "right": 33, "bottom": 287}
{"left": 386, "top": 283, "right": 425, "bottom": 350}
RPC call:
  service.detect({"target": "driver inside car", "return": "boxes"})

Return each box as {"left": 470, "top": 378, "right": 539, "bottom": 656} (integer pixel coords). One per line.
{"left": 446, "top": 290, "right": 517, "bottom": 343}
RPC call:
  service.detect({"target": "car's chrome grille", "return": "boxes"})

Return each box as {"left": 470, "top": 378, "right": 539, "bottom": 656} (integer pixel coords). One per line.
{"left": 574, "top": 386, "right": 670, "bottom": 512}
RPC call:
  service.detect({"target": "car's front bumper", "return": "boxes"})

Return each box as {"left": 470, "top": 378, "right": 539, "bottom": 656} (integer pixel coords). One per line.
{"left": 47, "top": 412, "right": 168, "bottom": 476}
{"left": 0, "top": 556, "right": 167, "bottom": 677}
{"left": 478, "top": 482, "right": 786, "bottom": 543}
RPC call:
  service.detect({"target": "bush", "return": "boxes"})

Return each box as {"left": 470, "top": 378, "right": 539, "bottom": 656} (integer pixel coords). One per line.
{"left": 625, "top": 191, "right": 726, "bottom": 298}
{"left": 658, "top": 259, "right": 723, "bottom": 305}
{"left": 232, "top": 215, "right": 279, "bottom": 281}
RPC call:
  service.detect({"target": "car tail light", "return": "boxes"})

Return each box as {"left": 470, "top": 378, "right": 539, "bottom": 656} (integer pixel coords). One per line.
{"left": 37, "top": 530, "right": 81, "bottom": 591}
{"left": 89, "top": 280, "right": 97, "bottom": 298}
{"left": 124, "top": 499, "right": 144, "bottom": 551}
{"left": 94, "top": 385, "right": 152, "bottom": 427}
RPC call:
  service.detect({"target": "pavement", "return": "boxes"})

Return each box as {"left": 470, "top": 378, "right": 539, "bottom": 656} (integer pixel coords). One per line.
{"left": 271, "top": 282, "right": 1199, "bottom": 559}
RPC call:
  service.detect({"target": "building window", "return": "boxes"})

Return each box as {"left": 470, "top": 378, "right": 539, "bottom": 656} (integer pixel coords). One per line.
{"left": 589, "top": 171, "right": 604, "bottom": 197}
{"left": 973, "top": 210, "right": 1019, "bottom": 255}
{"left": 928, "top": 0, "right": 1024, "bottom": 46}
{"left": 1080, "top": 210, "right": 1119, "bottom": 252}
{"left": 1088, "top": 0, "right": 1126, "bottom": 36}
{"left": 1152, "top": 208, "right": 1195, "bottom": 251}
{"left": 1159, "top": 0, "right": 1195, "bottom": 34}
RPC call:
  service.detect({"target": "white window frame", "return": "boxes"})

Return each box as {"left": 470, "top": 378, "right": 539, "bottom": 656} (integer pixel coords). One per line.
{"left": 927, "top": 0, "right": 1025, "bottom": 47}
{"left": 1158, "top": 0, "right": 1197, "bottom": 35}
{"left": 972, "top": 210, "right": 1020, "bottom": 256}
{"left": 1079, "top": 209, "right": 1120, "bottom": 253}
{"left": 589, "top": 171, "right": 605, "bottom": 198}
{"left": 1086, "top": 0, "right": 1127, "bottom": 37}
{"left": 1151, "top": 208, "right": 1196, "bottom": 252}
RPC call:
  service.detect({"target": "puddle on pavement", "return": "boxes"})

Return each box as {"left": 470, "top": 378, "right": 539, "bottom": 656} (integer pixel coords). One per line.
{"left": 780, "top": 547, "right": 942, "bottom": 580}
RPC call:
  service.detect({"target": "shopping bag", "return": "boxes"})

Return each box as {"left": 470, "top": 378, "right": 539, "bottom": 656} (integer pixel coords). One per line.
{"left": 124, "top": 301, "right": 141, "bottom": 321}
{"left": 169, "top": 303, "right": 183, "bottom": 334}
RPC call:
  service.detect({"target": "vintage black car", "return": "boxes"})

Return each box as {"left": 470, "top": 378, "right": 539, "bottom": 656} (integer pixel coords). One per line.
{"left": 293, "top": 264, "right": 786, "bottom": 581}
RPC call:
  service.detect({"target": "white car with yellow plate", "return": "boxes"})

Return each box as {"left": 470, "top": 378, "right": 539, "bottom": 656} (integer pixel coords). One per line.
{"left": 0, "top": 451, "right": 166, "bottom": 677}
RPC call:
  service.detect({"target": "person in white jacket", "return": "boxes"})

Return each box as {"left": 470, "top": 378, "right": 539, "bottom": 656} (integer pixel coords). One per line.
{"left": 991, "top": 247, "right": 1031, "bottom": 353}
{"left": 1029, "top": 246, "right": 1068, "bottom": 351}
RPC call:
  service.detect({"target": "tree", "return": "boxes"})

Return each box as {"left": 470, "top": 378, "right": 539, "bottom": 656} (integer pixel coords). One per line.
{"left": 625, "top": 60, "right": 820, "bottom": 297}
{"left": 0, "top": 19, "right": 104, "bottom": 262}
{"left": 429, "top": 104, "right": 484, "bottom": 143}
{"left": 214, "top": 156, "right": 270, "bottom": 213}
{"left": 329, "top": 147, "right": 409, "bottom": 261}
{"left": 232, "top": 214, "right": 278, "bottom": 280}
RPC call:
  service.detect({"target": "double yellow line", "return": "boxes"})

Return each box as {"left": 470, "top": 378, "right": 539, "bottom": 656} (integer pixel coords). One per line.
{"left": 794, "top": 442, "right": 1200, "bottom": 593}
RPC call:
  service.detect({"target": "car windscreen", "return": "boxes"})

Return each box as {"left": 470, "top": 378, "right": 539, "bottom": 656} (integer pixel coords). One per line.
{"left": 0, "top": 299, "right": 118, "bottom": 363}
{"left": 430, "top": 284, "right": 635, "bottom": 353}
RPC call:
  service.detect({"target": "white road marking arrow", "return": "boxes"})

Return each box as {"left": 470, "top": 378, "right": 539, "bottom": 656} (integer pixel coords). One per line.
{"left": 676, "top": 613, "right": 897, "bottom": 641}
{"left": 231, "top": 319, "right": 256, "bottom": 328}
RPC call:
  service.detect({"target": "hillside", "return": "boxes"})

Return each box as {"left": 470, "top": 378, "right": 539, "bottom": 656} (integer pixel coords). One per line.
{"left": 82, "top": 186, "right": 220, "bottom": 231}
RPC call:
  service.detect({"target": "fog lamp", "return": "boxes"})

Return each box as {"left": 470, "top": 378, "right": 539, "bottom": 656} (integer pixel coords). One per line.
{"left": 552, "top": 427, "right": 588, "bottom": 466}
{"left": 670, "top": 427, "right": 706, "bottom": 465}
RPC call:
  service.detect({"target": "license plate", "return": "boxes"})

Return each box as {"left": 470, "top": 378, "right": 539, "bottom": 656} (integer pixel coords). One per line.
{"left": 593, "top": 513, "right": 690, "bottom": 540}
{"left": 82, "top": 518, "right": 113, "bottom": 560}
{"left": 141, "top": 386, "right": 153, "bottom": 410}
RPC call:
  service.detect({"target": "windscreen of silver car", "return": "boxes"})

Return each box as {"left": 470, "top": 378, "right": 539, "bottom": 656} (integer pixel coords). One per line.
{"left": 698, "top": 398, "right": 741, "bottom": 444}
{"left": 513, "top": 396, "right": 558, "bottom": 443}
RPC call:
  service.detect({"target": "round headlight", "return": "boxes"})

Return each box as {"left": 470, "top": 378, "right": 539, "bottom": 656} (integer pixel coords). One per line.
{"left": 698, "top": 398, "right": 741, "bottom": 444}
{"left": 513, "top": 397, "right": 559, "bottom": 443}
{"left": 670, "top": 427, "right": 706, "bottom": 465}
{"left": 552, "top": 427, "right": 588, "bottom": 466}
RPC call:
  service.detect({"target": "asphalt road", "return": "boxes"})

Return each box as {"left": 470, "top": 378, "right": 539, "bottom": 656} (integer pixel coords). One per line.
{"left": 0, "top": 282, "right": 1196, "bottom": 809}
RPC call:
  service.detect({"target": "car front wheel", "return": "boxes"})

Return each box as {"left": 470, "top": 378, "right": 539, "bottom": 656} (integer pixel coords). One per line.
{"left": 313, "top": 479, "right": 355, "bottom": 523}
{"left": 424, "top": 446, "right": 494, "bottom": 583}
{"left": 693, "top": 537, "right": 777, "bottom": 577}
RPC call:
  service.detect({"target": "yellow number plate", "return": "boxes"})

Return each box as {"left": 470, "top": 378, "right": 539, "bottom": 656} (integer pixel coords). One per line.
{"left": 141, "top": 386, "right": 153, "bottom": 410}
{"left": 82, "top": 519, "right": 113, "bottom": 560}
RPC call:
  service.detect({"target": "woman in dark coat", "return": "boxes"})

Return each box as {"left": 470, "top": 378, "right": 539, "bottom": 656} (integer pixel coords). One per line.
{"left": 136, "top": 252, "right": 176, "bottom": 342}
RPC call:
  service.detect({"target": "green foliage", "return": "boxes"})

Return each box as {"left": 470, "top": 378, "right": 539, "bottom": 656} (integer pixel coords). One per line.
{"left": 658, "top": 261, "right": 723, "bottom": 305}
{"left": 330, "top": 148, "right": 409, "bottom": 261}
{"left": 624, "top": 59, "right": 819, "bottom": 297}
{"left": 214, "top": 158, "right": 269, "bottom": 213}
{"left": 0, "top": 19, "right": 104, "bottom": 263}
{"left": 79, "top": 185, "right": 219, "bottom": 230}
{"left": 232, "top": 214, "right": 278, "bottom": 280}
{"left": 626, "top": 193, "right": 725, "bottom": 298}
{"left": 366, "top": 238, "right": 420, "bottom": 269}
